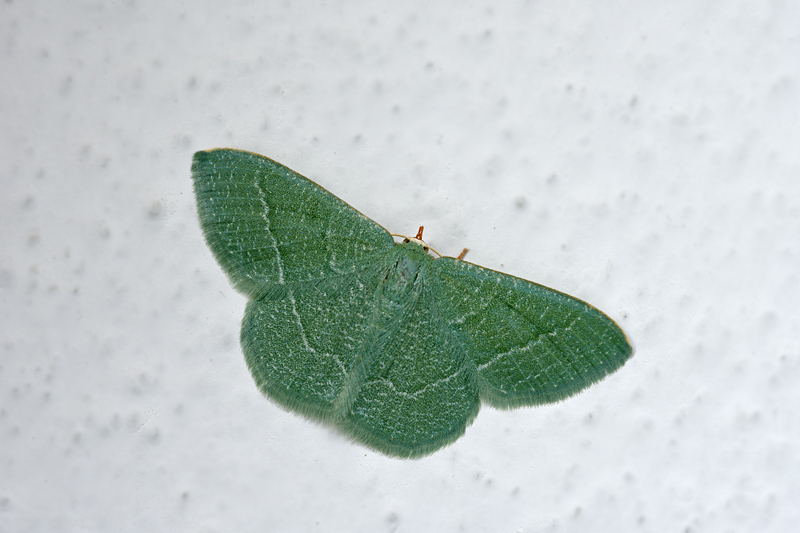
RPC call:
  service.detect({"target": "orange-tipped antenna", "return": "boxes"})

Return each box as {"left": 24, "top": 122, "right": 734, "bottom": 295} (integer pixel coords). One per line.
{"left": 415, "top": 226, "right": 425, "bottom": 240}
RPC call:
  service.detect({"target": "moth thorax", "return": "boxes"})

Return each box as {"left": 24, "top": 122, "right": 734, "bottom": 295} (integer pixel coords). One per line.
{"left": 391, "top": 255, "right": 422, "bottom": 285}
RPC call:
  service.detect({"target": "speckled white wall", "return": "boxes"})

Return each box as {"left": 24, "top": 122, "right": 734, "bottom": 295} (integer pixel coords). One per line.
{"left": 2, "top": 1, "right": 798, "bottom": 531}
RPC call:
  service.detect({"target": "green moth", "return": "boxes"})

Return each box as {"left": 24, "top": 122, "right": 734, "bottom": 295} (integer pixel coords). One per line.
{"left": 192, "top": 148, "right": 633, "bottom": 458}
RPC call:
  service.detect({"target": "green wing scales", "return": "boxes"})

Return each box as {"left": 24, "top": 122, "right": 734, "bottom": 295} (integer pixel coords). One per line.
{"left": 241, "top": 262, "right": 387, "bottom": 420}
{"left": 340, "top": 245, "right": 479, "bottom": 458}
{"left": 431, "top": 257, "right": 632, "bottom": 408}
{"left": 192, "top": 149, "right": 394, "bottom": 297}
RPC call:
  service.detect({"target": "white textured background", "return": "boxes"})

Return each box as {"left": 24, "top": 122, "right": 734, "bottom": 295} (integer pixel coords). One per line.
{"left": 2, "top": 1, "right": 799, "bottom": 531}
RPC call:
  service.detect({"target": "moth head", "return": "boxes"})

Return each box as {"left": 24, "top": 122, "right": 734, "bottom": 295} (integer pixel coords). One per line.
{"left": 403, "top": 236, "right": 430, "bottom": 253}
{"left": 391, "top": 226, "right": 443, "bottom": 257}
